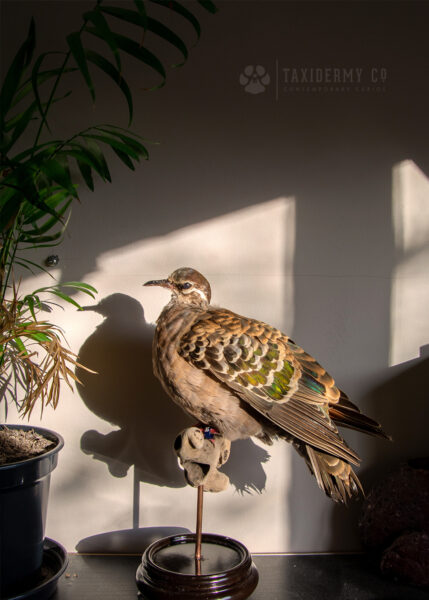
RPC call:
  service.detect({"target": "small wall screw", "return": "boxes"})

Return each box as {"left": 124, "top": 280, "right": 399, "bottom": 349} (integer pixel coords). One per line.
{"left": 45, "top": 255, "right": 59, "bottom": 267}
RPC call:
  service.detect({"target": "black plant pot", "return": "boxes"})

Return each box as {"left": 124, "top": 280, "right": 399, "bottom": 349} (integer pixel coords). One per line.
{"left": 0, "top": 425, "right": 65, "bottom": 598}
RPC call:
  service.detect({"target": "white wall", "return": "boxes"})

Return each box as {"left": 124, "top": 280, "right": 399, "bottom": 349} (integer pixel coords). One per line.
{"left": 2, "top": 0, "right": 429, "bottom": 553}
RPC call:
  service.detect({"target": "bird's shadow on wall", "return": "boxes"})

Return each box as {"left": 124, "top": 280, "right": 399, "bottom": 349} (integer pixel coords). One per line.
{"left": 75, "top": 293, "right": 269, "bottom": 552}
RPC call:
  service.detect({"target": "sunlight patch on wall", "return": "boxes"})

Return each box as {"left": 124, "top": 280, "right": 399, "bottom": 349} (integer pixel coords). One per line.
{"left": 10, "top": 197, "right": 296, "bottom": 553}
{"left": 97, "top": 196, "right": 296, "bottom": 333}
{"left": 390, "top": 160, "right": 429, "bottom": 366}
{"left": 89, "top": 197, "right": 296, "bottom": 552}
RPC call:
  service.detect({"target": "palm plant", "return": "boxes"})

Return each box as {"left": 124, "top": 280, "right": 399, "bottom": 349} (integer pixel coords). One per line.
{"left": 0, "top": 0, "right": 216, "bottom": 419}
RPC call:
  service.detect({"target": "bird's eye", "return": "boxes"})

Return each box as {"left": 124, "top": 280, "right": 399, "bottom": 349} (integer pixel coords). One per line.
{"left": 181, "top": 282, "right": 192, "bottom": 290}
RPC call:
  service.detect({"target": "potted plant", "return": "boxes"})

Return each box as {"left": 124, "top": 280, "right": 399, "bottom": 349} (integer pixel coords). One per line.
{"left": 0, "top": 1, "right": 216, "bottom": 596}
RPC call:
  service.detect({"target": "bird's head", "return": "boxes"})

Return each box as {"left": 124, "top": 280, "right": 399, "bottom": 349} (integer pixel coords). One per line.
{"left": 144, "top": 267, "right": 211, "bottom": 306}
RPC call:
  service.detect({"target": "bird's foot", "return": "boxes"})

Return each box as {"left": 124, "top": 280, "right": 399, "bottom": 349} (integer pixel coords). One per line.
{"left": 174, "top": 426, "right": 231, "bottom": 492}
{"left": 194, "top": 424, "right": 220, "bottom": 444}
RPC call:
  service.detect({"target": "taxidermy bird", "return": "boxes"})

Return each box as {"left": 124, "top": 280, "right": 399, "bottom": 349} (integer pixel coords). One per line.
{"left": 144, "top": 267, "right": 389, "bottom": 503}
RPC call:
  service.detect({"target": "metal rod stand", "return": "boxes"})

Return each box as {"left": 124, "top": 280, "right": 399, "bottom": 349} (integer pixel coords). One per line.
{"left": 195, "top": 484, "right": 204, "bottom": 573}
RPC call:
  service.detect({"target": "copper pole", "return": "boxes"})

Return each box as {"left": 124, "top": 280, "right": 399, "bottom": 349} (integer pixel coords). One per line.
{"left": 195, "top": 484, "right": 204, "bottom": 570}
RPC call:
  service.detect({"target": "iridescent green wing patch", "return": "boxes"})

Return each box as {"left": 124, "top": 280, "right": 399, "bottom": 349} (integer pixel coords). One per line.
{"left": 286, "top": 339, "right": 341, "bottom": 403}
{"left": 263, "top": 360, "right": 295, "bottom": 400}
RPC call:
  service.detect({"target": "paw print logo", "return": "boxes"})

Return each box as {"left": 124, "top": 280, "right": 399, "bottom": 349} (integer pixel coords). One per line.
{"left": 239, "top": 65, "right": 270, "bottom": 94}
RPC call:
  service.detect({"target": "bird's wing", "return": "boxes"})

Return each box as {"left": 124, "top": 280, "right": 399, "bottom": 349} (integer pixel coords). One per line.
{"left": 178, "top": 308, "right": 360, "bottom": 464}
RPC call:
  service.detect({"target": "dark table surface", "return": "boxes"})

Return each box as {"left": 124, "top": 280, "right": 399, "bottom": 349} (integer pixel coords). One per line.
{"left": 53, "top": 552, "right": 428, "bottom": 600}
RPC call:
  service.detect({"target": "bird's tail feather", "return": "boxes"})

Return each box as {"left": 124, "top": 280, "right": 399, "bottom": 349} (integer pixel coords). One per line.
{"left": 329, "top": 393, "right": 391, "bottom": 440}
{"left": 305, "top": 445, "right": 363, "bottom": 503}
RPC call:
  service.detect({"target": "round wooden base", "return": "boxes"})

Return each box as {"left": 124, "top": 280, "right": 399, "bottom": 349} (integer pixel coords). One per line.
{"left": 136, "top": 533, "right": 258, "bottom": 599}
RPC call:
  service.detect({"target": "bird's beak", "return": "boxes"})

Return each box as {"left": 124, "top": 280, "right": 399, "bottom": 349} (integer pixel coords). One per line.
{"left": 143, "top": 278, "right": 173, "bottom": 290}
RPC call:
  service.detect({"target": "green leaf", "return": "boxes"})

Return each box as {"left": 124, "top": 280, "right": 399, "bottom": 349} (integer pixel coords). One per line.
{"left": 94, "top": 126, "right": 149, "bottom": 158}
{"left": 147, "top": 17, "right": 188, "bottom": 66}
{"left": 30, "top": 57, "right": 74, "bottom": 136}
{"left": 11, "top": 139, "right": 62, "bottom": 162}
{"left": 14, "top": 260, "right": 37, "bottom": 274}
{"left": 31, "top": 52, "right": 54, "bottom": 133}
{"left": 23, "top": 20, "right": 35, "bottom": 67}
{"left": 12, "top": 66, "right": 77, "bottom": 108}
{"left": 39, "top": 159, "right": 78, "bottom": 198}
{"left": 7, "top": 86, "right": 72, "bottom": 139}
{"left": 198, "top": 0, "right": 218, "bottom": 14}
{"left": 66, "top": 31, "right": 95, "bottom": 101}
{"left": 111, "top": 147, "right": 135, "bottom": 170}
{"left": 0, "top": 18, "right": 35, "bottom": 120}
{"left": 22, "top": 187, "right": 70, "bottom": 225}
{"left": 83, "top": 9, "right": 122, "bottom": 73}
{"left": 133, "top": 0, "right": 148, "bottom": 28}
{"left": 3, "top": 102, "right": 38, "bottom": 152}
{"left": 100, "top": 6, "right": 188, "bottom": 65}
{"left": 85, "top": 50, "right": 133, "bottom": 125}
{"left": 76, "top": 157, "right": 94, "bottom": 190}
{"left": 21, "top": 203, "right": 71, "bottom": 243}
{"left": 20, "top": 230, "right": 64, "bottom": 245}
{"left": 61, "top": 282, "right": 98, "bottom": 298}
{"left": 24, "top": 294, "right": 43, "bottom": 310}
{"left": 82, "top": 139, "right": 111, "bottom": 182}
{"left": 84, "top": 133, "right": 140, "bottom": 159}
{"left": 86, "top": 27, "right": 166, "bottom": 86}
{"left": 150, "top": 1, "right": 201, "bottom": 40}
{"left": 148, "top": 18, "right": 188, "bottom": 67}
{"left": 4, "top": 100, "right": 37, "bottom": 133}
{"left": 13, "top": 336, "right": 28, "bottom": 355}
{"left": 3, "top": 167, "right": 54, "bottom": 216}
{"left": 24, "top": 295, "right": 37, "bottom": 320}
{"left": 0, "top": 194, "right": 22, "bottom": 233}
{"left": 20, "top": 222, "right": 66, "bottom": 241}
{"left": 66, "top": 144, "right": 109, "bottom": 183}
{"left": 27, "top": 331, "right": 51, "bottom": 342}
{"left": 20, "top": 240, "right": 64, "bottom": 250}
{"left": 100, "top": 5, "right": 145, "bottom": 27}
{"left": 50, "top": 289, "right": 83, "bottom": 310}
{"left": 22, "top": 198, "right": 71, "bottom": 234}
{"left": 93, "top": 123, "right": 146, "bottom": 138}
{"left": 0, "top": 131, "right": 12, "bottom": 153}
{"left": 34, "top": 282, "right": 98, "bottom": 298}
{"left": 14, "top": 258, "right": 52, "bottom": 277}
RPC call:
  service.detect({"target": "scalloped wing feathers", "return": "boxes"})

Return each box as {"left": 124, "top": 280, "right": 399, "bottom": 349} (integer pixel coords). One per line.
{"left": 178, "top": 309, "right": 363, "bottom": 465}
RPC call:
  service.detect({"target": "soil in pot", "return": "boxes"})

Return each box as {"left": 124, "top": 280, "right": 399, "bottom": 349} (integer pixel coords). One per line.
{"left": 0, "top": 427, "right": 56, "bottom": 464}
{"left": 0, "top": 425, "right": 64, "bottom": 598}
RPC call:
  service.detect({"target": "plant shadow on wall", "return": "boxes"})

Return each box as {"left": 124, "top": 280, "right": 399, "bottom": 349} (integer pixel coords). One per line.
{"left": 75, "top": 293, "right": 270, "bottom": 553}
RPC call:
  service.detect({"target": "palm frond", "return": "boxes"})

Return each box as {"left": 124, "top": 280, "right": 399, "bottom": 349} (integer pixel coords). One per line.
{"left": 0, "top": 284, "right": 96, "bottom": 418}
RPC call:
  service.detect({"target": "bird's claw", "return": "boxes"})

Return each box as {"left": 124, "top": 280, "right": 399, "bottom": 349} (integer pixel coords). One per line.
{"left": 174, "top": 426, "right": 231, "bottom": 492}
